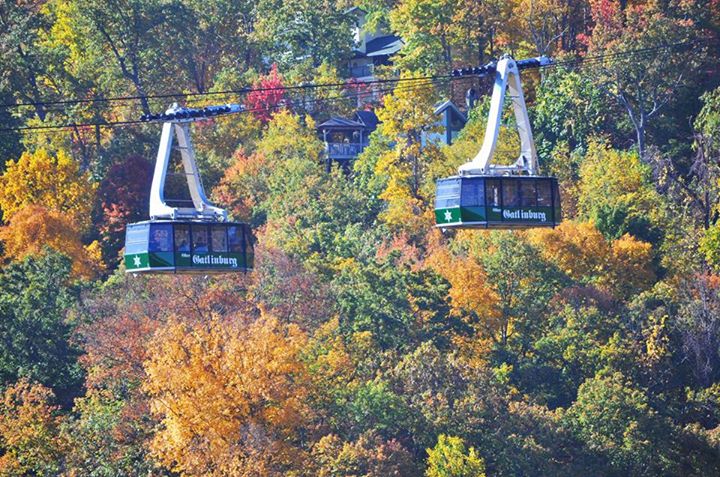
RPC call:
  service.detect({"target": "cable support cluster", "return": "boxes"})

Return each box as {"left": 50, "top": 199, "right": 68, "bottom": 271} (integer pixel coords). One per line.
{"left": 139, "top": 104, "right": 242, "bottom": 122}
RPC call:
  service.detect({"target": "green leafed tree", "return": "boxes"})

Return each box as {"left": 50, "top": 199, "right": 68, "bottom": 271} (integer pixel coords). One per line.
{"left": 577, "top": 141, "right": 665, "bottom": 244}
{"left": 565, "top": 370, "right": 680, "bottom": 476}
{"left": 583, "top": 0, "right": 707, "bottom": 158}
{"left": 0, "top": 252, "right": 82, "bottom": 404}
{"left": 426, "top": 434, "right": 485, "bottom": 477}
{"left": 254, "top": 0, "right": 354, "bottom": 70}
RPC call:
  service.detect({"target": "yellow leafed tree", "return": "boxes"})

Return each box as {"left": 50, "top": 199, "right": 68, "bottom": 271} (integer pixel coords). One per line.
{"left": 375, "top": 75, "right": 443, "bottom": 235}
{"left": 0, "top": 148, "right": 96, "bottom": 233}
{"left": 143, "top": 313, "right": 312, "bottom": 476}
{"left": 0, "top": 379, "right": 66, "bottom": 476}
{"left": 528, "top": 220, "right": 655, "bottom": 299}
{"left": 526, "top": 220, "right": 611, "bottom": 281}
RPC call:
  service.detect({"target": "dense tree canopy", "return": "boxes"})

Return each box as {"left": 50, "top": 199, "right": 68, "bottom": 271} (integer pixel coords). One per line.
{"left": 0, "top": 0, "right": 719, "bottom": 475}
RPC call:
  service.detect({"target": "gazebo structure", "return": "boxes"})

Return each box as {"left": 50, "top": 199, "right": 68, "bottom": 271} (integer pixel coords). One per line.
{"left": 317, "top": 111, "right": 378, "bottom": 171}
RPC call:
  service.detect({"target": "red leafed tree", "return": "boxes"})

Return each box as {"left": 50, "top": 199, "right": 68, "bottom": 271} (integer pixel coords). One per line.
{"left": 97, "top": 155, "right": 153, "bottom": 264}
{"left": 246, "top": 64, "right": 286, "bottom": 123}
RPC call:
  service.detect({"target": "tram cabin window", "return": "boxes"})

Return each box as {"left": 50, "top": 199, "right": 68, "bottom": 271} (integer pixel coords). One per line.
{"left": 174, "top": 224, "right": 191, "bottom": 252}
{"left": 520, "top": 180, "right": 537, "bottom": 207}
{"left": 502, "top": 180, "right": 519, "bottom": 207}
{"left": 212, "top": 226, "right": 228, "bottom": 252}
{"left": 461, "top": 179, "right": 484, "bottom": 207}
{"left": 126, "top": 224, "right": 149, "bottom": 255}
{"left": 149, "top": 224, "right": 172, "bottom": 252}
{"left": 486, "top": 179, "right": 501, "bottom": 207}
{"left": 435, "top": 179, "right": 461, "bottom": 209}
{"left": 228, "top": 225, "right": 244, "bottom": 253}
{"left": 192, "top": 225, "right": 210, "bottom": 252}
{"left": 537, "top": 180, "right": 552, "bottom": 207}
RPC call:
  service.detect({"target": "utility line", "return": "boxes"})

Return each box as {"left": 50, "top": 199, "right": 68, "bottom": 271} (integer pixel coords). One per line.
{"left": 0, "top": 74, "right": 453, "bottom": 111}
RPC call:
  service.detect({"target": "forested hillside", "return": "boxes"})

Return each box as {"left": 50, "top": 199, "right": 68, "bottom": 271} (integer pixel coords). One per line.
{"left": 1, "top": 0, "right": 720, "bottom": 475}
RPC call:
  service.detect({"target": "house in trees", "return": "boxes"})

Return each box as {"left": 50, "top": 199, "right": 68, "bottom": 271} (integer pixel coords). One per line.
{"left": 420, "top": 100, "right": 469, "bottom": 148}
{"left": 347, "top": 7, "right": 402, "bottom": 81}
{"left": 428, "top": 100, "right": 468, "bottom": 146}
{"left": 318, "top": 110, "right": 379, "bottom": 170}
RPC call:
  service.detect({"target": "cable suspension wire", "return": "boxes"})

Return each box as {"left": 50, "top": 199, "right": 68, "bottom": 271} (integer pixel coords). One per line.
{"left": 0, "top": 73, "right": 453, "bottom": 111}
{"left": 1, "top": 78, "right": 448, "bottom": 134}
{"left": 3, "top": 36, "right": 716, "bottom": 113}
{"left": 2, "top": 36, "right": 716, "bottom": 134}
{"left": 450, "top": 36, "right": 718, "bottom": 77}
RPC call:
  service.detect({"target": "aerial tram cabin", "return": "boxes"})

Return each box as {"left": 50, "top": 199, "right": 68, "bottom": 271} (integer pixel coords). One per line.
{"left": 435, "top": 55, "right": 561, "bottom": 229}
{"left": 125, "top": 221, "right": 253, "bottom": 273}
{"left": 435, "top": 175, "right": 560, "bottom": 229}
{"left": 124, "top": 103, "right": 253, "bottom": 274}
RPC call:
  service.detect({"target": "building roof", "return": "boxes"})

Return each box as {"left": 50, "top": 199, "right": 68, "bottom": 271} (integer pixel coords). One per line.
{"left": 364, "top": 35, "right": 403, "bottom": 57}
{"left": 354, "top": 110, "right": 379, "bottom": 130}
{"left": 434, "top": 100, "right": 467, "bottom": 120}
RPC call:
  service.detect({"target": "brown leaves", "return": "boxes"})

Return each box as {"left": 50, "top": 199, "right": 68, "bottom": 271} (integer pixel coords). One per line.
{"left": 311, "top": 431, "right": 418, "bottom": 476}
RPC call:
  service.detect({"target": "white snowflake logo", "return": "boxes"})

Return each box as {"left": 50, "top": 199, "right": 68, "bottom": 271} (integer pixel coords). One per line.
{"left": 133, "top": 255, "right": 142, "bottom": 267}
{"left": 444, "top": 209, "right": 453, "bottom": 222}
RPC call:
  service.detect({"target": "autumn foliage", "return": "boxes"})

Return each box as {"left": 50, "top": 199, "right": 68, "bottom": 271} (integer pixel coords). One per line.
{"left": 0, "top": 205, "right": 102, "bottom": 279}
{"left": 246, "top": 64, "right": 287, "bottom": 123}
{"left": 1, "top": 0, "right": 720, "bottom": 476}
{"left": 144, "top": 313, "right": 311, "bottom": 476}
{"left": 97, "top": 155, "right": 153, "bottom": 262}
{"left": 0, "top": 149, "right": 96, "bottom": 233}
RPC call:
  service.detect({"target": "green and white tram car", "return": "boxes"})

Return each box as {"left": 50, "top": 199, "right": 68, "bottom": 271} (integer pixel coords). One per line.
{"left": 435, "top": 54, "right": 561, "bottom": 230}
{"left": 435, "top": 175, "right": 561, "bottom": 229}
{"left": 125, "top": 103, "right": 254, "bottom": 275}
{"left": 124, "top": 221, "right": 253, "bottom": 274}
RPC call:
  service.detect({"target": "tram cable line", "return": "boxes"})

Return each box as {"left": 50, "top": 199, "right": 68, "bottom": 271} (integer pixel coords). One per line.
{"left": 0, "top": 78, "right": 448, "bottom": 134}
{"left": 0, "top": 72, "right": 454, "bottom": 112}
{"left": 1, "top": 34, "right": 712, "bottom": 135}
{"left": 2, "top": 35, "right": 715, "bottom": 116}
{"left": 1, "top": 36, "right": 714, "bottom": 140}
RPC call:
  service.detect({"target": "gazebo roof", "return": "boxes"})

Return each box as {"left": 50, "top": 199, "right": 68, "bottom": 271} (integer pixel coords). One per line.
{"left": 317, "top": 117, "right": 366, "bottom": 130}
{"left": 354, "top": 110, "right": 379, "bottom": 130}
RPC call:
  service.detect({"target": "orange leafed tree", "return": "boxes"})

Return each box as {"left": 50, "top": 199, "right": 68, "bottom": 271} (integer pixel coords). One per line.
{"left": 0, "top": 205, "right": 102, "bottom": 279}
{"left": 0, "top": 379, "right": 65, "bottom": 475}
{"left": 143, "top": 312, "right": 312, "bottom": 476}
{"left": 213, "top": 149, "right": 270, "bottom": 221}
{"left": 528, "top": 221, "right": 655, "bottom": 299}
{"left": 426, "top": 233, "right": 498, "bottom": 357}
{"left": 526, "top": 221, "right": 611, "bottom": 281}
{"left": 608, "top": 234, "right": 655, "bottom": 300}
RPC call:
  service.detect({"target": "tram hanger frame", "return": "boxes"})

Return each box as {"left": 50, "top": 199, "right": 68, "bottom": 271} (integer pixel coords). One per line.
{"left": 149, "top": 103, "right": 228, "bottom": 222}
{"left": 458, "top": 54, "right": 541, "bottom": 177}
